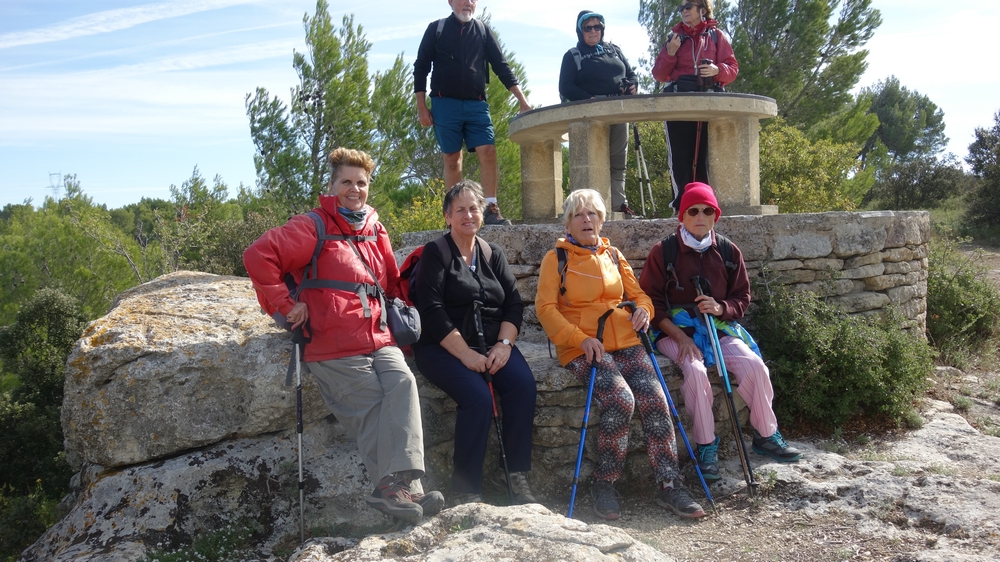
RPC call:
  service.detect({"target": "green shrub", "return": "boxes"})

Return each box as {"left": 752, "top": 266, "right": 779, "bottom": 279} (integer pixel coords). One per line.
{"left": 140, "top": 519, "right": 262, "bottom": 562}
{"left": 748, "top": 275, "right": 933, "bottom": 430}
{"left": 0, "top": 482, "right": 60, "bottom": 561}
{"left": 380, "top": 190, "right": 447, "bottom": 249}
{"left": 926, "top": 230, "right": 1000, "bottom": 366}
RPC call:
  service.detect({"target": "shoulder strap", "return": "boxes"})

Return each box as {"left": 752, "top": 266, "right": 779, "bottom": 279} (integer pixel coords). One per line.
{"left": 570, "top": 47, "right": 582, "bottom": 71}
{"left": 297, "top": 211, "right": 380, "bottom": 318}
{"left": 435, "top": 17, "right": 446, "bottom": 41}
{"left": 661, "top": 233, "right": 679, "bottom": 277}
{"left": 432, "top": 235, "right": 451, "bottom": 263}
{"left": 607, "top": 246, "right": 629, "bottom": 301}
{"left": 557, "top": 248, "right": 568, "bottom": 296}
{"left": 715, "top": 232, "right": 738, "bottom": 273}
{"left": 476, "top": 236, "right": 493, "bottom": 264}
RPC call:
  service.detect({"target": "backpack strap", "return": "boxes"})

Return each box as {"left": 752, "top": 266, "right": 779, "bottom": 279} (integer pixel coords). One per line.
{"left": 714, "top": 232, "right": 738, "bottom": 274}
{"left": 297, "top": 211, "right": 380, "bottom": 319}
{"left": 435, "top": 17, "right": 446, "bottom": 40}
{"left": 557, "top": 247, "right": 569, "bottom": 296}
{"left": 570, "top": 47, "right": 582, "bottom": 71}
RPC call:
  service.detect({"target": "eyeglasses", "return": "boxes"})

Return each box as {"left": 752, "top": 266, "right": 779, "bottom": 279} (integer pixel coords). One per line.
{"left": 685, "top": 206, "right": 716, "bottom": 217}
{"left": 582, "top": 24, "right": 604, "bottom": 32}
{"left": 678, "top": 2, "right": 700, "bottom": 12}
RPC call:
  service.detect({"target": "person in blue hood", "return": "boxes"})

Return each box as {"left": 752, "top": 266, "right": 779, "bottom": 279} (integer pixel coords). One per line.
{"left": 558, "top": 10, "right": 641, "bottom": 219}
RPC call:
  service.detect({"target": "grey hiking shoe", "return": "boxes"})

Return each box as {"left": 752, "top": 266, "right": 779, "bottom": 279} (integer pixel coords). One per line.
{"left": 411, "top": 490, "right": 445, "bottom": 517}
{"left": 657, "top": 483, "right": 706, "bottom": 519}
{"left": 752, "top": 429, "right": 803, "bottom": 463}
{"left": 484, "top": 202, "right": 512, "bottom": 225}
{"left": 490, "top": 469, "right": 537, "bottom": 504}
{"left": 451, "top": 492, "right": 483, "bottom": 507}
{"left": 695, "top": 436, "right": 721, "bottom": 481}
{"left": 591, "top": 480, "right": 620, "bottom": 520}
{"left": 365, "top": 473, "right": 423, "bottom": 524}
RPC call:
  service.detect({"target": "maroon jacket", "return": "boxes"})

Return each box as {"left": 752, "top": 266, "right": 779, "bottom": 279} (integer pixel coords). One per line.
{"left": 638, "top": 227, "right": 750, "bottom": 334}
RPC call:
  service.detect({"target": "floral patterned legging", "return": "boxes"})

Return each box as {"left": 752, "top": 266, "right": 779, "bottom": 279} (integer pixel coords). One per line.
{"left": 565, "top": 345, "right": 682, "bottom": 485}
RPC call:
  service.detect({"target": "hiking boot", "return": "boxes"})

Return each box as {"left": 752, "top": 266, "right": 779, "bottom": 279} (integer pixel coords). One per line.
{"left": 411, "top": 490, "right": 445, "bottom": 517}
{"left": 365, "top": 473, "right": 423, "bottom": 524}
{"left": 695, "top": 436, "right": 721, "bottom": 481}
{"left": 657, "top": 483, "right": 706, "bottom": 519}
{"left": 490, "top": 468, "right": 537, "bottom": 504}
{"left": 616, "top": 203, "right": 643, "bottom": 219}
{"left": 483, "top": 202, "right": 512, "bottom": 226}
{"left": 752, "top": 429, "right": 803, "bottom": 463}
{"left": 451, "top": 492, "right": 483, "bottom": 506}
{"left": 591, "top": 480, "right": 620, "bottom": 520}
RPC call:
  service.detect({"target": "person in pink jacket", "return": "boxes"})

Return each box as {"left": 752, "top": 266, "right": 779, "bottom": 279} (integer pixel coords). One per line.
{"left": 243, "top": 147, "right": 443, "bottom": 525}
{"left": 651, "top": 0, "right": 738, "bottom": 213}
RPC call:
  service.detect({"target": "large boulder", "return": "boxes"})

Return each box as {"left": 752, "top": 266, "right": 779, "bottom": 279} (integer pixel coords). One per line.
{"left": 61, "top": 271, "right": 328, "bottom": 469}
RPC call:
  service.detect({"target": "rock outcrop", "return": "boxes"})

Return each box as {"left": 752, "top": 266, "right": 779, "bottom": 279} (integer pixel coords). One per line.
{"left": 61, "top": 272, "right": 328, "bottom": 469}
{"left": 287, "top": 503, "right": 672, "bottom": 562}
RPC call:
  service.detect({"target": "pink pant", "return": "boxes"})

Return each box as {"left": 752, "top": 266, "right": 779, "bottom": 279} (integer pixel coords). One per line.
{"left": 656, "top": 335, "right": 777, "bottom": 445}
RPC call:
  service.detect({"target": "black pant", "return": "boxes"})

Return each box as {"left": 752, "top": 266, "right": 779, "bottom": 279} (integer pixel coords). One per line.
{"left": 665, "top": 120, "right": 710, "bottom": 212}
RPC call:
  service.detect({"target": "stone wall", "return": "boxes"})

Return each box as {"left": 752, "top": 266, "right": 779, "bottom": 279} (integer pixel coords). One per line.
{"left": 399, "top": 210, "right": 931, "bottom": 341}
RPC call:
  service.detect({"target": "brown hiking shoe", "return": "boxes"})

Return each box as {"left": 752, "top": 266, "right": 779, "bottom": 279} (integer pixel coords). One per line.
{"left": 365, "top": 473, "right": 423, "bottom": 523}
{"left": 616, "top": 203, "right": 643, "bottom": 219}
{"left": 484, "top": 202, "right": 512, "bottom": 225}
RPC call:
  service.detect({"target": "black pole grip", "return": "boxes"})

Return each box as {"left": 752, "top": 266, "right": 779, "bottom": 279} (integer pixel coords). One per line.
{"left": 595, "top": 309, "right": 615, "bottom": 343}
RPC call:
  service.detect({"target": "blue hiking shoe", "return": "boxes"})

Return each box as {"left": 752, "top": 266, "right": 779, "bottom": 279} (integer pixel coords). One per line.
{"left": 695, "top": 436, "right": 721, "bottom": 480}
{"left": 752, "top": 429, "right": 802, "bottom": 462}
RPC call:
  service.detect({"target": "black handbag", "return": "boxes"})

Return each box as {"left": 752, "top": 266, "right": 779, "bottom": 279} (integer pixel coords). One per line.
{"left": 346, "top": 239, "right": 421, "bottom": 346}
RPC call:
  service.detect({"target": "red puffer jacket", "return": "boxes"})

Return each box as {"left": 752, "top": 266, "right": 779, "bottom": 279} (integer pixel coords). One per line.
{"left": 651, "top": 19, "right": 738, "bottom": 86}
{"left": 243, "top": 195, "right": 400, "bottom": 361}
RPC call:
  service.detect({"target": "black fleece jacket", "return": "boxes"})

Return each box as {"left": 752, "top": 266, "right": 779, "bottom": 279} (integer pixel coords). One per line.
{"left": 413, "top": 14, "right": 520, "bottom": 101}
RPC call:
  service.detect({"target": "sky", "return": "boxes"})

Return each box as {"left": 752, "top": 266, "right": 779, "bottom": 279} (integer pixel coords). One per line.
{"left": 2, "top": 0, "right": 998, "bottom": 210}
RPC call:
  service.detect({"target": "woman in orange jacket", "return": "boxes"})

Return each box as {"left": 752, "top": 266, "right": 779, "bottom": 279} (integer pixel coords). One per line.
{"left": 535, "top": 189, "right": 704, "bottom": 521}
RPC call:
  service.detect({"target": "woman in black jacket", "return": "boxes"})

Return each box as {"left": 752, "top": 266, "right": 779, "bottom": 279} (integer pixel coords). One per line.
{"left": 413, "top": 180, "right": 537, "bottom": 506}
{"left": 559, "top": 10, "right": 640, "bottom": 219}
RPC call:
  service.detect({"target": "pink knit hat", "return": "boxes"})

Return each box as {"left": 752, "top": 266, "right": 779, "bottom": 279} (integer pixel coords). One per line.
{"left": 678, "top": 182, "right": 721, "bottom": 218}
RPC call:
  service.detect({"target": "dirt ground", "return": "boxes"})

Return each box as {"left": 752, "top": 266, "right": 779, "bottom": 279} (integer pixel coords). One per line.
{"left": 592, "top": 244, "right": 1000, "bottom": 562}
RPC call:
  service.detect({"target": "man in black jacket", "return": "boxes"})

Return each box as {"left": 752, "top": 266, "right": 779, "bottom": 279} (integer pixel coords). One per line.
{"left": 413, "top": 0, "right": 531, "bottom": 226}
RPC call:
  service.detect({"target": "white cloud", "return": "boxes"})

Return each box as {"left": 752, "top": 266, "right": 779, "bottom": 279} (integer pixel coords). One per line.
{"left": 0, "top": 0, "right": 263, "bottom": 49}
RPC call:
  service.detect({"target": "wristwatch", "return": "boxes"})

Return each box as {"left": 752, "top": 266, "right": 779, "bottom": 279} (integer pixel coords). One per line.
{"left": 501, "top": 338, "right": 511, "bottom": 347}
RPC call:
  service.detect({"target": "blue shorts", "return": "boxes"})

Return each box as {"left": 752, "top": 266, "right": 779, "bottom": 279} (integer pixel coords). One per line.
{"left": 430, "top": 97, "right": 495, "bottom": 154}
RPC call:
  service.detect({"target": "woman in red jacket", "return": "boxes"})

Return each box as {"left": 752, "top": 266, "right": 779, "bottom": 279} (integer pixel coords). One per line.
{"left": 651, "top": 0, "right": 738, "bottom": 213}
{"left": 243, "top": 147, "right": 442, "bottom": 525}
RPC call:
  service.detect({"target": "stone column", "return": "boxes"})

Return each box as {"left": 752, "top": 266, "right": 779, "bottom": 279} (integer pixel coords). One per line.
{"left": 568, "top": 120, "right": 611, "bottom": 210}
{"left": 520, "top": 140, "right": 564, "bottom": 222}
{"left": 708, "top": 116, "right": 777, "bottom": 216}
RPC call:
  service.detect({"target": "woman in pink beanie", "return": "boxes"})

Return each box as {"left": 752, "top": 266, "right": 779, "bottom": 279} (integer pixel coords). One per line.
{"left": 638, "top": 182, "right": 801, "bottom": 483}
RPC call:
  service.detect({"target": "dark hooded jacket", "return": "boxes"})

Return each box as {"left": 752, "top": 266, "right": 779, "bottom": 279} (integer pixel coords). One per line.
{"left": 558, "top": 11, "right": 636, "bottom": 102}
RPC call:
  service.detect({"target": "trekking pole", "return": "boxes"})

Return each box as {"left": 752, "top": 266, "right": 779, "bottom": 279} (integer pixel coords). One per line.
{"left": 692, "top": 276, "right": 758, "bottom": 497}
{"left": 691, "top": 121, "right": 704, "bottom": 182}
{"left": 568, "top": 308, "right": 617, "bottom": 519}
{"left": 618, "top": 301, "right": 716, "bottom": 513}
{"left": 293, "top": 333, "right": 306, "bottom": 542}
{"left": 632, "top": 125, "right": 657, "bottom": 216}
{"left": 473, "top": 301, "right": 514, "bottom": 505}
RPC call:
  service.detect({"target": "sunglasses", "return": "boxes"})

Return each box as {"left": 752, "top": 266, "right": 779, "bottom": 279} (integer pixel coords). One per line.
{"left": 582, "top": 24, "right": 605, "bottom": 32}
{"left": 678, "top": 2, "right": 700, "bottom": 11}
{"left": 685, "top": 206, "right": 716, "bottom": 217}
